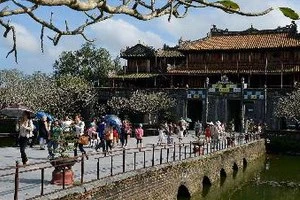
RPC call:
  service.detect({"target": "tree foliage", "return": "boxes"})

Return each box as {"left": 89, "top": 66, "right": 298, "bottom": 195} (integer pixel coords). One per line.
{"left": 1, "top": 0, "right": 299, "bottom": 62}
{"left": 274, "top": 89, "right": 300, "bottom": 120}
{"left": 0, "top": 69, "right": 97, "bottom": 118}
{"left": 53, "top": 42, "right": 116, "bottom": 86}
{"left": 107, "top": 90, "right": 176, "bottom": 115}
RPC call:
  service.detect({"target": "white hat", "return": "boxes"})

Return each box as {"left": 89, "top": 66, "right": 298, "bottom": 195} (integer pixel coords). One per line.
{"left": 207, "top": 122, "right": 214, "bottom": 126}
{"left": 216, "top": 121, "right": 221, "bottom": 125}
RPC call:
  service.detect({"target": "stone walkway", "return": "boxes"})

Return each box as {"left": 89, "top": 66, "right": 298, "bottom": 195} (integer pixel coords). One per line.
{"left": 0, "top": 134, "right": 198, "bottom": 200}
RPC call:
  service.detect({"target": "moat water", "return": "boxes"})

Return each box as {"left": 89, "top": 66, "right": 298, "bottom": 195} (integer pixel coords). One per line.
{"left": 188, "top": 155, "right": 300, "bottom": 200}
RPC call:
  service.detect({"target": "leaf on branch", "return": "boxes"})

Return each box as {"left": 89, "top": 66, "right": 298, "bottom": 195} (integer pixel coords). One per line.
{"left": 279, "top": 7, "right": 299, "bottom": 20}
{"left": 216, "top": 0, "right": 240, "bottom": 11}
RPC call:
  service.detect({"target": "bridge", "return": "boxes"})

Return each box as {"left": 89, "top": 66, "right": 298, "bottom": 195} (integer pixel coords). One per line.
{"left": 0, "top": 134, "right": 264, "bottom": 200}
{"left": 3, "top": 134, "right": 263, "bottom": 200}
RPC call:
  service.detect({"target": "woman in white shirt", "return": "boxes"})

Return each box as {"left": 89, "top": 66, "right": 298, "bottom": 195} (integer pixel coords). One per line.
{"left": 18, "top": 111, "right": 34, "bottom": 165}
{"left": 73, "top": 114, "right": 88, "bottom": 159}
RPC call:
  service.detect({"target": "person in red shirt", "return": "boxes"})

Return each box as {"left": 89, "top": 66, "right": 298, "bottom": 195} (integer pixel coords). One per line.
{"left": 113, "top": 127, "right": 119, "bottom": 146}
{"left": 205, "top": 122, "right": 212, "bottom": 143}
{"left": 135, "top": 124, "right": 144, "bottom": 150}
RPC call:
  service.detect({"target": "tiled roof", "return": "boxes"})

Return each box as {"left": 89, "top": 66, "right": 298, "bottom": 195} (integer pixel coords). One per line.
{"left": 120, "top": 44, "right": 155, "bottom": 58}
{"left": 167, "top": 66, "right": 300, "bottom": 74}
{"left": 179, "top": 23, "right": 300, "bottom": 51}
{"left": 156, "top": 49, "right": 185, "bottom": 57}
{"left": 109, "top": 73, "right": 159, "bottom": 79}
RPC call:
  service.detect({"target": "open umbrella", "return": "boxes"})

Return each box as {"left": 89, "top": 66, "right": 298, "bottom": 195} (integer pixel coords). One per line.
{"left": 185, "top": 118, "right": 192, "bottom": 123}
{"left": 0, "top": 105, "right": 34, "bottom": 118}
{"left": 104, "top": 114, "right": 122, "bottom": 133}
{"left": 36, "top": 111, "right": 54, "bottom": 121}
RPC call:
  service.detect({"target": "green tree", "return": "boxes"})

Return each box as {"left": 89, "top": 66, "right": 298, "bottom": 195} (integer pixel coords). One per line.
{"left": 0, "top": 69, "right": 97, "bottom": 119}
{"left": 274, "top": 89, "right": 300, "bottom": 120}
{"left": 53, "top": 42, "right": 115, "bottom": 86}
{"left": 107, "top": 90, "right": 176, "bottom": 124}
{"left": 52, "top": 75, "right": 97, "bottom": 118}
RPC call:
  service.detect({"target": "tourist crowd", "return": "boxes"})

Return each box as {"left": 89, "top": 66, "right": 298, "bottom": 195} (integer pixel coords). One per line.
{"left": 16, "top": 111, "right": 263, "bottom": 166}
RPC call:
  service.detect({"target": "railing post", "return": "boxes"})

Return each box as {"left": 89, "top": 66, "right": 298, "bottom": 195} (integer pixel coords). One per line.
{"left": 206, "top": 142, "right": 209, "bottom": 154}
{"left": 143, "top": 151, "right": 146, "bottom": 168}
{"left": 134, "top": 152, "right": 137, "bottom": 170}
{"left": 160, "top": 148, "right": 163, "bottom": 165}
{"left": 97, "top": 158, "right": 100, "bottom": 180}
{"left": 152, "top": 144, "right": 155, "bottom": 167}
{"left": 62, "top": 168, "right": 66, "bottom": 189}
{"left": 167, "top": 148, "right": 169, "bottom": 163}
{"left": 189, "top": 141, "right": 192, "bottom": 158}
{"left": 110, "top": 155, "right": 113, "bottom": 176}
{"left": 179, "top": 144, "right": 182, "bottom": 160}
{"left": 222, "top": 139, "right": 224, "bottom": 149}
{"left": 173, "top": 142, "right": 176, "bottom": 161}
{"left": 14, "top": 161, "right": 19, "bottom": 200}
{"left": 184, "top": 146, "right": 187, "bottom": 159}
{"left": 122, "top": 149, "right": 126, "bottom": 173}
{"left": 81, "top": 154, "right": 84, "bottom": 184}
{"left": 41, "top": 168, "right": 44, "bottom": 195}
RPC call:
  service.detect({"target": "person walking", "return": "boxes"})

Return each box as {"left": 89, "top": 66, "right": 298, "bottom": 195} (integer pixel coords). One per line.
{"left": 205, "top": 122, "right": 212, "bottom": 143}
{"left": 104, "top": 124, "right": 114, "bottom": 154}
{"left": 135, "top": 124, "right": 144, "bottom": 150}
{"left": 194, "top": 120, "right": 202, "bottom": 137}
{"left": 17, "top": 111, "right": 34, "bottom": 165}
{"left": 157, "top": 124, "right": 166, "bottom": 146}
{"left": 123, "top": 119, "right": 132, "bottom": 147}
{"left": 95, "top": 117, "right": 106, "bottom": 152}
{"left": 73, "top": 114, "right": 88, "bottom": 159}
{"left": 47, "top": 120, "right": 62, "bottom": 159}
{"left": 177, "top": 125, "right": 184, "bottom": 144}
{"left": 38, "top": 115, "right": 49, "bottom": 150}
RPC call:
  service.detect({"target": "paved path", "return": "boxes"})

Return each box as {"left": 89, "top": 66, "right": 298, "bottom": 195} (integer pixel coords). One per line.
{"left": 0, "top": 134, "right": 198, "bottom": 200}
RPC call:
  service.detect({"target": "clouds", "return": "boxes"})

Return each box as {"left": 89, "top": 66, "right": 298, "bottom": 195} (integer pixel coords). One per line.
{"left": 1, "top": 0, "right": 300, "bottom": 74}
{"left": 154, "top": 0, "right": 300, "bottom": 42}
{"left": 89, "top": 18, "right": 166, "bottom": 57}
{"left": 2, "top": 23, "right": 40, "bottom": 53}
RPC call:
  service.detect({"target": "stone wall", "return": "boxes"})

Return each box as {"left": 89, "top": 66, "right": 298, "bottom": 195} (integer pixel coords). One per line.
{"left": 36, "top": 140, "right": 265, "bottom": 200}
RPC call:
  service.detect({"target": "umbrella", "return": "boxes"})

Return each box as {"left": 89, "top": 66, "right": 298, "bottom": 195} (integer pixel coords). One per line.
{"left": 185, "top": 117, "right": 192, "bottom": 123}
{"left": 0, "top": 105, "right": 34, "bottom": 118}
{"left": 36, "top": 111, "right": 54, "bottom": 121}
{"left": 104, "top": 114, "right": 122, "bottom": 133}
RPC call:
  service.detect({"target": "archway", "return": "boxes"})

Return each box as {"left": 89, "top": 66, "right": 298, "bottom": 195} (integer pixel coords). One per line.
{"left": 202, "top": 176, "right": 212, "bottom": 197}
{"left": 220, "top": 168, "right": 227, "bottom": 186}
{"left": 177, "top": 185, "right": 191, "bottom": 200}
{"left": 243, "top": 158, "right": 248, "bottom": 171}
{"left": 233, "top": 162, "right": 238, "bottom": 178}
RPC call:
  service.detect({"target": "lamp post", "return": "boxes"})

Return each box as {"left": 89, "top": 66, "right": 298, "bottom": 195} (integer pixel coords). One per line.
{"left": 205, "top": 77, "right": 209, "bottom": 123}
{"left": 241, "top": 77, "right": 245, "bottom": 133}
{"left": 264, "top": 84, "right": 267, "bottom": 124}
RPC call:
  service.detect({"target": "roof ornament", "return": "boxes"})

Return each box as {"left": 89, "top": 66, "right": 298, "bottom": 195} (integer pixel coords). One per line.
{"left": 178, "top": 37, "right": 183, "bottom": 45}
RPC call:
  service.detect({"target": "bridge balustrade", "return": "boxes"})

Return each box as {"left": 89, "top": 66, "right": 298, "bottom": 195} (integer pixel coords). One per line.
{"left": 0, "top": 133, "right": 260, "bottom": 200}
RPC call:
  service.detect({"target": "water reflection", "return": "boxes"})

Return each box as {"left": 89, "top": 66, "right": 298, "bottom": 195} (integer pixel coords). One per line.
{"left": 187, "top": 155, "right": 300, "bottom": 200}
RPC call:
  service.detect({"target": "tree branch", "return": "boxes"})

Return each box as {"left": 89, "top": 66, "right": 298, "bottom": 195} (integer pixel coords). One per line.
{"left": 0, "top": 19, "right": 17, "bottom": 63}
{"left": 0, "top": 0, "right": 284, "bottom": 62}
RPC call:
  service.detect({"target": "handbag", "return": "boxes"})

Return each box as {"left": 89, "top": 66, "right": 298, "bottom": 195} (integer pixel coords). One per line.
{"left": 78, "top": 135, "right": 89, "bottom": 145}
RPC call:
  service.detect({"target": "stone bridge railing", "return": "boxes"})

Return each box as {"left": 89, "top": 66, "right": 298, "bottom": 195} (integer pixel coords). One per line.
{"left": 30, "top": 137, "right": 265, "bottom": 200}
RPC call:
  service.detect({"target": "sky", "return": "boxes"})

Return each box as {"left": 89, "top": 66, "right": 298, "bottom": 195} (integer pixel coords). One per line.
{"left": 1, "top": 0, "right": 300, "bottom": 74}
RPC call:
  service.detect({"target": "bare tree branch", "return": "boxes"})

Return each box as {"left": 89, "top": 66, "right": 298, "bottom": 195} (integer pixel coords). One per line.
{"left": 0, "top": 0, "right": 285, "bottom": 62}
{"left": 0, "top": 19, "right": 17, "bottom": 62}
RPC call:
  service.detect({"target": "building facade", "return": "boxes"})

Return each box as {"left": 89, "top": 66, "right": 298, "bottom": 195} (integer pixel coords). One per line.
{"left": 108, "top": 22, "right": 300, "bottom": 130}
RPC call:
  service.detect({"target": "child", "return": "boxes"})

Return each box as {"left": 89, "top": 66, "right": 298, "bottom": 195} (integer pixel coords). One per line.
{"left": 157, "top": 125, "right": 166, "bottom": 146}
{"left": 135, "top": 124, "right": 144, "bottom": 150}
{"left": 87, "top": 123, "right": 98, "bottom": 148}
